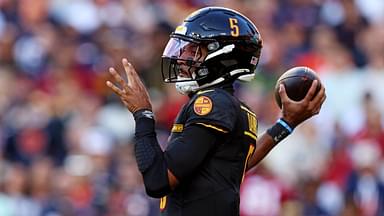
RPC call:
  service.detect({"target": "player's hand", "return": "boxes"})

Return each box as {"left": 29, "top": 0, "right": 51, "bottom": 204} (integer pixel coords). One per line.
{"left": 279, "top": 80, "right": 326, "bottom": 128}
{"left": 106, "top": 58, "right": 152, "bottom": 113}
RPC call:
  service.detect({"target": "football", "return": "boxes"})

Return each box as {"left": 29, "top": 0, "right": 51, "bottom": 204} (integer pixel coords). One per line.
{"left": 274, "top": 66, "right": 321, "bottom": 109}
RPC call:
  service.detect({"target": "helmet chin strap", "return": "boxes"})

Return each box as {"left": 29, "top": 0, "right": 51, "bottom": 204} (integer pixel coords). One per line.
{"left": 175, "top": 76, "right": 226, "bottom": 95}
{"left": 174, "top": 68, "right": 252, "bottom": 95}
{"left": 175, "top": 81, "right": 200, "bottom": 95}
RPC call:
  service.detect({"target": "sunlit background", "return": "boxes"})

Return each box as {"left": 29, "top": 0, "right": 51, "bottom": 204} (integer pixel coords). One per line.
{"left": 0, "top": 0, "right": 384, "bottom": 215}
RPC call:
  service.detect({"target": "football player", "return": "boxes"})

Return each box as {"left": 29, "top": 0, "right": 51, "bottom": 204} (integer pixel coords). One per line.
{"left": 107, "top": 6, "right": 326, "bottom": 216}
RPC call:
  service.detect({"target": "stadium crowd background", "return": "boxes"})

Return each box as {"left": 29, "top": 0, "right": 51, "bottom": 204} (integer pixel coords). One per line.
{"left": 0, "top": 0, "right": 384, "bottom": 215}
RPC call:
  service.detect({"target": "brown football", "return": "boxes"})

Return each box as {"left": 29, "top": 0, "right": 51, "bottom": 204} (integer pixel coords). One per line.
{"left": 274, "top": 66, "right": 321, "bottom": 109}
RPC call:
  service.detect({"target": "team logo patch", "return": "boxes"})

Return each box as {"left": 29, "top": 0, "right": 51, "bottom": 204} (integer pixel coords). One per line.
{"left": 194, "top": 96, "right": 212, "bottom": 115}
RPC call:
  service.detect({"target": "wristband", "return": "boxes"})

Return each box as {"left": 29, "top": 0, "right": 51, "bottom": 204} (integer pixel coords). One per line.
{"left": 133, "top": 109, "right": 154, "bottom": 120}
{"left": 277, "top": 118, "right": 293, "bottom": 133}
{"left": 266, "top": 118, "right": 294, "bottom": 144}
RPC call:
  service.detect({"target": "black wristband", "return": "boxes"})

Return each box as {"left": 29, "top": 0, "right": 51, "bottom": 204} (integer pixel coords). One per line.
{"left": 266, "top": 118, "right": 294, "bottom": 144}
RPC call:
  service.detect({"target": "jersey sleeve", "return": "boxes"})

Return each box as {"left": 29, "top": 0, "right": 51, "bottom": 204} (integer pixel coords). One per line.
{"left": 185, "top": 89, "right": 238, "bottom": 133}
{"left": 164, "top": 124, "right": 219, "bottom": 181}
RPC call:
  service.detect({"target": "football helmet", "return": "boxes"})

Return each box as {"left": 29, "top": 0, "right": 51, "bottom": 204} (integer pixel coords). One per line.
{"left": 161, "top": 7, "right": 262, "bottom": 94}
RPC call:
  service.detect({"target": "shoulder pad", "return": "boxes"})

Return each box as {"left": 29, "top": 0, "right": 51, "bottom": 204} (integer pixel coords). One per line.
{"left": 186, "top": 89, "right": 239, "bottom": 132}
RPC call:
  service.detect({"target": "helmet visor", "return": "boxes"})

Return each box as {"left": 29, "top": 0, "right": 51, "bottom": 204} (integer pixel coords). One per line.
{"left": 161, "top": 38, "right": 206, "bottom": 83}
{"left": 162, "top": 37, "right": 204, "bottom": 61}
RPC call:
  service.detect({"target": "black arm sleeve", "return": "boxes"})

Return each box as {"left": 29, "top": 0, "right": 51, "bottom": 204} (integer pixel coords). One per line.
{"left": 134, "top": 110, "right": 220, "bottom": 197}
{"left": 134, "top": 112, "right": 170, "bottom": 198}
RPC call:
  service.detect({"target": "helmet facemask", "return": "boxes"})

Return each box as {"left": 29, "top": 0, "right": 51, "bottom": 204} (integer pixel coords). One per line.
{"left": 162, "top": 37, "right": 211, "bottom": 94}
{"left": 161, "top": 37, "right": 209, "bottom": 82}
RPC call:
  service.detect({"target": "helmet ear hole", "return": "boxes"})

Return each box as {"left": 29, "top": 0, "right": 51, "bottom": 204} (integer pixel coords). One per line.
{"left": 197, "top": 68, "right": 209, "bottom": 76}
{"left": 207, "top": 42, "right": 220, "bottom": 51}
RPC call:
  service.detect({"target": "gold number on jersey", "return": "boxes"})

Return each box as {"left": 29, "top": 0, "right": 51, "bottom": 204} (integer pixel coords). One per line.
{"left": 229, "top": 18, "right": 239, "bottom": 37}
{"left": 160, "top": 196, "right": 167, "bottom": 211}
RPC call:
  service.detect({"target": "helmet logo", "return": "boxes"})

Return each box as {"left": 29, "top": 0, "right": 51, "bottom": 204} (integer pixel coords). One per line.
{"left": 175, "top": 25, "right": 187, "bottom": 35}
{"left": 193, "top": 96, "right": 213, "bottom": 115}
{"left": 229, "top": 18, "right": 239, "bottom": 37}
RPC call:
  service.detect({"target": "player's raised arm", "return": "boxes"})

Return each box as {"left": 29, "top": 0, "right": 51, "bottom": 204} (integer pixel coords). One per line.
{"left": 247, "top": 78, "right": 326, "bottom": 170}
{"left": 106, "top": 59, "right": 179, "bottom": 197}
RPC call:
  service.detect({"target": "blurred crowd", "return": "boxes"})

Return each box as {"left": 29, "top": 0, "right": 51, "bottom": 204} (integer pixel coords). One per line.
{"left": 0, "top": 0, "right": 384, "bottom": 215}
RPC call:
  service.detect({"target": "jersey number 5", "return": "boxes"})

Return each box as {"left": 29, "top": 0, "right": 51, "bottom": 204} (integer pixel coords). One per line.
{"left": 229, "top": 18, "right": 239, "bottom": 37}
